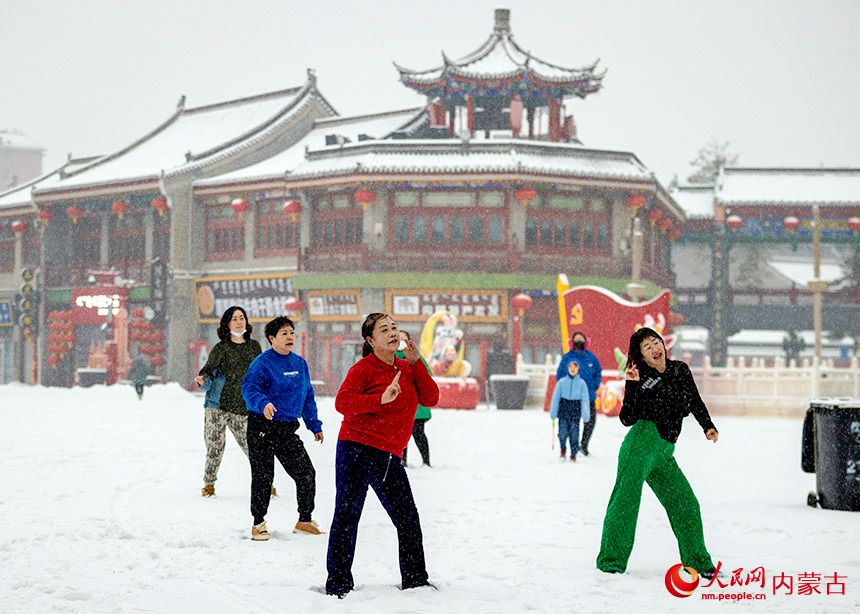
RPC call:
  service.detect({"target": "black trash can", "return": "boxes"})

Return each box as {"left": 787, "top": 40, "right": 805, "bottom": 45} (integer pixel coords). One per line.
{"left": 802, "top": 399, "right": 860, "bottom": 511}
{"left": 77, "top": 368, "right": 107, "bottom": 388}
{"left": 489, "top": 375, "right": 530, "bottom": 410}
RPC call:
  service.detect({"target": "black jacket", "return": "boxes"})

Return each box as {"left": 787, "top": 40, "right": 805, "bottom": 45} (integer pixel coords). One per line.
{"left": 620, "top": 360, "right": 716, "bottom": 444}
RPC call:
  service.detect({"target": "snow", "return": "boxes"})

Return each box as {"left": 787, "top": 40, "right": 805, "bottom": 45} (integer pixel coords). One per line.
{"left": 718, "top": 168, "right": 860, "bottom": 206}
{"left": 670, "top": 184, "right": 714, "bottom": 219}
{"left": 2, "top": 382, "right": 859, "bottom": 613}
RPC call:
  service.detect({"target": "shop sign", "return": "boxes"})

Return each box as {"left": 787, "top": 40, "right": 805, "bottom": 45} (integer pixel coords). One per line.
{"left": 194, "top": 274, "right": 293, "bottom": 323}
{"left": 307, "top": 290, "right": 361, "bottom": 321}
{"left": 150, "top": 257, "right": 169, "bottom": 327}
{"left": 0, "top": 299, "right": 11, "bottom": 327}
{"left": 72, "top": 287, "right": 128, "bottom": 325}
{"left": 385, "top": 289, "right": 508, "bottom": 322}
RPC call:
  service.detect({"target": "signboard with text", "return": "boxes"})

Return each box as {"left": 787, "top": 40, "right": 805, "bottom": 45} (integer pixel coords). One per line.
{"left": 307, "top": 290, "right": 361, "bottom": 321}
{"left": 0, "top": 299, "right": 11, "bottom": 327}
{"left": 385, "top": 289, "right": 508, "bottom": 322}
{"left": 71, "top": 287, "right": 129, "bottom": 325}
{"left": 194, "top": 274, "right": 293, "bottom": 323}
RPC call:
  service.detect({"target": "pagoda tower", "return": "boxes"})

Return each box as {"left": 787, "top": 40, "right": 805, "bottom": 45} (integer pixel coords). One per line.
{"left": 394, "top": 8, "right": 605, "bottom": 141}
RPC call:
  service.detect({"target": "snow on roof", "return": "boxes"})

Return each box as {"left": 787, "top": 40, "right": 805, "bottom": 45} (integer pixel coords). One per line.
{"left": 768, "top": 260, "right": 846, "bottom": 287}
{"left": 36, "top": 83, "right": 327, "bottom": 195}
{"left": 670, "top": 184, "right": 714, "bottom": 218}
{"left": 0, "top": 131, "right": 44, "bottom": 152}
{"left": 0, "top": 158, "right": 95, "bottom": 211}
{"left": 197, "top": 108, "right": 424, "bottom": 186}
{"left": 286, "top": 140, "right": 652, "bottom": 181}
{"left": 717, "top": 167, "right": 860, "bottom": 206}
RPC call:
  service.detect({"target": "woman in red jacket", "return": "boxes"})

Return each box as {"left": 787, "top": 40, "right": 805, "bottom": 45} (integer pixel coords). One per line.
{"left": 325, "top": 313, "right": 439, "bottom": 598}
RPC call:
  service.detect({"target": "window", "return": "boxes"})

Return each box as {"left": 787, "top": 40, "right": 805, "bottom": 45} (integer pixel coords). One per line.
{"left": 255, "top": 201, "right": 300, "bottom": 257}
{"left": 110, "top": 211, "right": 145, "bottom": 264}
{"left": 311, "top": 192, "right": 363, "bottom": 248}
{"left": 0, "top": 238, "right": 14, "bottom": 272}
{"left": 205, "top": 203, "right": 245, "bottom": 261}
{"left": 73, "top": 213, "right": 101, "bottom": 266}
{"left": 390, "top": 190, "right": 507, "bottom": 249}
{"left": 525, "top": 191, "right": 611, "bottom": 253}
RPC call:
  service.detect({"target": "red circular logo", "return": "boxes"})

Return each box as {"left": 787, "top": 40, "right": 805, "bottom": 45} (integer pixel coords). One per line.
{"left": 665, "top": 564, "right": 699, "bottom": 598}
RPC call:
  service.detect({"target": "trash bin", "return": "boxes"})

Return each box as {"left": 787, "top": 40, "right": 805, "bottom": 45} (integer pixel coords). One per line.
{"left": 489, "top": 375, "right": 530, "bottom": 410}
{"left": 77, "top": 368, "right": 107, "bottom": 388}
{"left": 802, "top": 399, "right": 860, "bottom": 511}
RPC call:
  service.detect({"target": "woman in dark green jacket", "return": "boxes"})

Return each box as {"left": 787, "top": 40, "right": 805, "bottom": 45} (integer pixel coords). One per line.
{"left": 396, "top": 331, "right": 432, "bottom": 467}
{"left": 193, "top": 306, "right": 262, "bottom": 496}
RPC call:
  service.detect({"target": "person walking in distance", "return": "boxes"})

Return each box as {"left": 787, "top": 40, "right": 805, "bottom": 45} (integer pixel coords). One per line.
{"left": 396, "top": 330, "right": 432, "bottom": 468}
{"left": 129, "top": 354, "right": 151, "bottom": 400}
{"left": 194, "top": 306, "right": 263, "bottom": 497}
{"left": 556, "top": 331, "right": 602, "bottom": 456}
{"left": 596, "top": 327, "right": 720, "bottom": 579}
{"left": 242, "top": 316, "right": 324, "bottom": 541}
{"left": 326, "top": 313, "right": 439, "bottom": 598}
{"left": 549, "top": 358, "right": 591, "bottom": 461}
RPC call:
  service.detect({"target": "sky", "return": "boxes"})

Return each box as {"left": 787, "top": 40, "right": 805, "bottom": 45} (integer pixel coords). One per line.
{"left": 2, "top": 0, "right": 860, "bottom": 186}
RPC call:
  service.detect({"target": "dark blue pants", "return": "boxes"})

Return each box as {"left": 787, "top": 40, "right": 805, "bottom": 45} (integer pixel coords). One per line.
{"left": 326, "top": 440, "right": 428, "bottom": 594}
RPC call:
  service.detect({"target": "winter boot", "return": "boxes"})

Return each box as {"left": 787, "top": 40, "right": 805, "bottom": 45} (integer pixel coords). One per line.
{"left": 201, "top": 484, "right": 215, "bottom": 497}
{"left": 559, "top": 449, "right": 566, "bottom": 459}
{"left": 293, "top": 520, "right": 324, "bottom": 535}
{"left": 270, "top": 485, "right": 278, "bottom": 497}
{"left": 251, "top": 521, "right": 270, "bottom": 541}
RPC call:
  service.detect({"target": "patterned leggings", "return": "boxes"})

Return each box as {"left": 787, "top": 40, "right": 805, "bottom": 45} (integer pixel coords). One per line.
{"left": 203, "top": 407, "right": 249, "bottom": 484}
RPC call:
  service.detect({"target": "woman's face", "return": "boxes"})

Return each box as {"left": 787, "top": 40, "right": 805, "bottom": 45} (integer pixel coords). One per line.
{"left": 639, "top": 335, "right": 666, "bottom": 370}
{"left": 369, "top": 316, "right": 400, "bottom": 353}
{"left": 228, "top": 310, "right": 246, "bottom": 334}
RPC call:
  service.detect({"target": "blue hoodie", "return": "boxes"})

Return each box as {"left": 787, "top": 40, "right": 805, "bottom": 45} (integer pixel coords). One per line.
{"left": 242, "top": 349, "right": 322, "bottom": 433}
{"left": 556, "top": 348, "right": 602, "bottom": 402}
{"left": 550, "top": 362, "right": 591, "bottom": 422}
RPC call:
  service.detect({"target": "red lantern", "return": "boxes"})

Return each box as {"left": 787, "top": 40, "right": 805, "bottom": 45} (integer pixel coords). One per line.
{"left": 848, "top": 217, "right": 860, "bottom": 235}
{"left": 231, "top": 198, "right": 250, "bottom": 218}
{"left": 782, "top": 216, "right": 800, "bottom": 234}
{"left": 667, "top": 228, "right": 682, "bottom": 242}
{"left": 646, "top": 208, "right": 663, "bottom": 226}
{"left": 283, "top": 200, "right": 302, "bottom": 222}
{"left": 149, "top": 355, "right": 166, "bottom": 369}
{"left": 10, "top": 220, "right": 27, "bottom": 237}
{"left": 131, "top": 308, "right": 145, "bottom": 318}
{"left": 47, "top": 355, "right": 62, "bottom": 369}
{"left": 726, "top": 215, "right": 743, "bottom": 232}
{"left": 48, "top": 344, "right": 67, "bottom": 355}
{"left": 354, "top": 189, "right": 376, "bottom": 211}
{"left": 625, "top": 195, "right": 647, "bottom": 216}
{"left": 511, "top": 292, "right": 533, "bottom": 315}
{"left": 66, "top": 205, "right": 83, "bottom": 224}
{"left": 37, "top": 209, "right": 55, "bottom": 226}
{"left": 111, "top": 200, "right": 130, "bottom": 220}
{"left": 657, "top": 217, "right": 673, "bottom": 233}
{"left": 514, "top": 188, "right": 538, "bottom": 206}
{"left": 152, "top": 197, "right": 169, "bottom": 217}
{"left": 284, "top": 296, "right": 305, "bottom": 313}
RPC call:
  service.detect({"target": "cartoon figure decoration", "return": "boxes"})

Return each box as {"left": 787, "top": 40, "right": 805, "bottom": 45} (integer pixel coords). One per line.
{"left": 420, "top": 311, "right": 472, "bottom": 378}
{"left": 612, "top": 312, "right": 677, "bottom": 376}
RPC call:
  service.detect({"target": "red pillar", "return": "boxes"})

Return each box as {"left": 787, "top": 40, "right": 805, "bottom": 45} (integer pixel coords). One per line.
{"left": 467, "top": 96, "right": 474, "bottom": 136}
{"left": 548, "top": 97, "right": 560, "bottom": 142}
{"left": 512, "top": 309, "right": 523, "bottom": 363}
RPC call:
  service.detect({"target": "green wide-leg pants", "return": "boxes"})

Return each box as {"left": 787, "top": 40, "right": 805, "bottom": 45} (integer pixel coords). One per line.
{"left": 596, "top": 420, "right": 714, "bottom": 574}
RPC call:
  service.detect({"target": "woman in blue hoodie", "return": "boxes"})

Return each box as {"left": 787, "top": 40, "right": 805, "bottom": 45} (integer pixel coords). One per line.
{"left": 550, "top": 359, "right": 591, "bottom": 461}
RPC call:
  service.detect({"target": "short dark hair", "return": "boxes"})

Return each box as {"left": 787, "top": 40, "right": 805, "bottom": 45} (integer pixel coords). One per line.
{"left": 400, "top": 330, "right": 411, "bottom": 341}
{"left": 627, "top": 327, "right": 665, "bottom": 370}
{"left": 217, "top": 306, "right": 253, "bottom": 342}
{"left": 264, "top": 316, "right": 294, "bottom": 344}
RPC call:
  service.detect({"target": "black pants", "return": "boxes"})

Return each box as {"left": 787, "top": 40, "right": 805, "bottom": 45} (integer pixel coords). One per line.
{"left": 134, "top": 382, "right": 145, "bottom": 399}
{"left": 402, "top": 418, "right": 430, "bottom": 465}
{"left": 581, "top": 400, "right": 597, "bottom": 452}
{"left": 247, "top": 413, "right": 316, "bottom": 525}
{"left": 326, "top": 440, "right": 428, "bottom": 594}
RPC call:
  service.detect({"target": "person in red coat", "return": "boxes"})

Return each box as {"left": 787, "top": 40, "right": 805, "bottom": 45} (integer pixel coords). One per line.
{"left": 325, "top": 313, "right": 440, "bottom": 598}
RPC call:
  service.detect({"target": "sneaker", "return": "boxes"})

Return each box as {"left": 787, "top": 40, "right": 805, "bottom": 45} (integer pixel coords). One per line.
{"left": 570, "top": 455, "right": 577, "bottom": 462}
{"left": 270, "top": 485, "right": 278, "bottom": 497}
{"left": 201, "top": 484, "right": 215, "bottom": 497}
{"left": 701, "top": 567, "right": 721, "bottom": 580}
{"left": 581, "top": 448, "right": 590, "bottom": 457}
{"left": 559, "top": 449, "right": 566, "bottom": 458}
{"left": 403, "top": 579, "right": 437, "bottom": 590}
{"left": 294, "top": 520, "right": 324, "bottom": 535}
{"left": 251, "top": 522, "right": 270, "bottom": 541}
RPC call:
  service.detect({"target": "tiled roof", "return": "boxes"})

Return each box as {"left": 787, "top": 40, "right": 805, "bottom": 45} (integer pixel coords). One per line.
{"left": 196, "top": 108, "right": 425, "bottom": 187}
{"left": 670, "top": 183, "right": 715, "bottom": 219}
{"left": 34, "top": 76, "right": 336, "bottom": 197}
{"left": 0, "top": 157, "right": 96, "bottom": 211}
{"left": 717, "top": 167, "right": 860, "bottom": 206}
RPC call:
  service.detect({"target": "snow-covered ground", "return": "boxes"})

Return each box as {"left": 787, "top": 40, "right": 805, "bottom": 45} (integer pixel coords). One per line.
{"left": 1, "top": 383, "right": 859, "bottom": 613}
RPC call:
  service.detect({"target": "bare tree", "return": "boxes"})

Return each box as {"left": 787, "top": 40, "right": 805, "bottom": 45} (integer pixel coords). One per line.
{"left": 687, "top": 138, "right": 740, "bottom": 184}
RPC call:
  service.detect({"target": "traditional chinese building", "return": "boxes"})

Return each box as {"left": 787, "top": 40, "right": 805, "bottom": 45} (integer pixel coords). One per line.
{"left": 1, "top": 9, "right": 685, "bottom": 390}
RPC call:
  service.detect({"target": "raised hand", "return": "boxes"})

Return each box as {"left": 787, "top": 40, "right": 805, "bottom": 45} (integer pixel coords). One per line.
{"left": 402, "top": 339, "right": 421, "bottom": 365}
{"left": 625, "top": 364, "right": 640, "bottom": 381}
{"left": 381, "top": 371, "right": 402, "bottom": 405}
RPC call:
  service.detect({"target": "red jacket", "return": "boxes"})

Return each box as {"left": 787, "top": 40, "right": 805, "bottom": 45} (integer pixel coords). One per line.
{"left": 335, "top": 353, "right": 440, "bottom": 456}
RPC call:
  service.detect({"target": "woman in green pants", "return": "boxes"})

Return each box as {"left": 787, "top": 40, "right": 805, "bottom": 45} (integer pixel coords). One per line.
{"left": 596, "top": 327, "right": 719, "bottom": 578}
